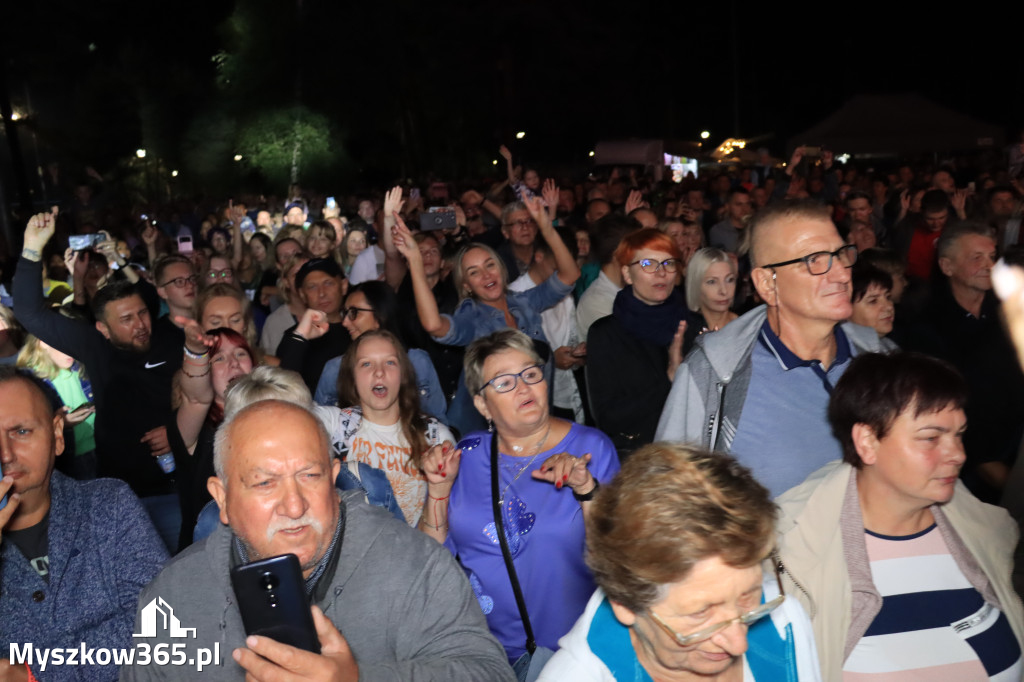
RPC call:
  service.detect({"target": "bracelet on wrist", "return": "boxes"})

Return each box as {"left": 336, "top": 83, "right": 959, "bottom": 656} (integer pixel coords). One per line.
{"left": 428, "top": 493, "right": 450, "bottom": 501}
{"left": 183, "top": 345, "right": 209, "bottom": 360}
{"left": 572, "top": 478, "right": 600, "bottom": 502}
{"left": 181, "top": 366, "right": 211, "bottom": 379}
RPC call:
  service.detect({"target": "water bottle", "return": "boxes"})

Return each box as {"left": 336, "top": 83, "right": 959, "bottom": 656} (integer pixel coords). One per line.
{"left": 156, "top": 452, "right": 176, "bottom": 474}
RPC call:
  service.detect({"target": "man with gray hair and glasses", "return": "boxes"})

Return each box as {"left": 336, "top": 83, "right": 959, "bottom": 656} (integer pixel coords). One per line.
{"left": 656, "top": 199, "right": 883, "bottom": 497}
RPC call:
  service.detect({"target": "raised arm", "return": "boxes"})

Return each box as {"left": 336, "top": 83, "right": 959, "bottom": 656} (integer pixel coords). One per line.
{"left": 499, "top": 144, "right": 517, "bottom": 186}
{"left": 229, "top": 212, "right": 245, "bottom": 269}
{"left": 174, "top": 317, "right": 216, "bottom": 453}
{"left": 392, "top": 214, "right": 450, "bottom": 338}
{"left": 524, "top": 195, "right": 580, "bottom": 286}
{"left": 380, "top": 186, "right": 408, "bottom": 290}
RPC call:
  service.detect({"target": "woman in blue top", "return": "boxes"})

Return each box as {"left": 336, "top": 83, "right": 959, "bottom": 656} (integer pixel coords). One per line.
{"left": 419, "top": 329, "right": 619, "bottom": 679}
{"left": 393, "top": 196, "right": 580, "bottom": 434}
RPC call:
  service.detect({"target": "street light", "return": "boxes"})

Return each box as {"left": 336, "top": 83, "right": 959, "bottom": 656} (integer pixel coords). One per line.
{"left": 492, "top": 159, "right": 498, "bottom": 165}
{"left": 700, "top": 131, "right": 710, "bottom": 140}
{"left": 588, "top": 151, "right": 595, "bottom": 157}
{"left": 233, "top": 154, "right": 243, "bottom": 162}
{"left": 171, "top": 170, "right": 179, "bottom": 177}
{"left": 10, "top": 112, "right": 22, "bottom": 122}
{"left": 515, "top": 131, "right": 526, "bottom": 139}
{"left": 136, "top": 149, "right": 146, "bottom": 159}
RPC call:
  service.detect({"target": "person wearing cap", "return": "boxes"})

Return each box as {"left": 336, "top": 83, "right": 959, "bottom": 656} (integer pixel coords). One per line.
{"left": 277, "top": 258, "right": 350, "bottom": 391}
{"left": 284, "top": 199, "right": 309, "bottom": 228}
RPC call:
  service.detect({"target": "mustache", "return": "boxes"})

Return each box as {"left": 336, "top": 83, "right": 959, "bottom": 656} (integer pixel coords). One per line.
{"left": 265, "top": 512, "right": 323, "bottom": 542}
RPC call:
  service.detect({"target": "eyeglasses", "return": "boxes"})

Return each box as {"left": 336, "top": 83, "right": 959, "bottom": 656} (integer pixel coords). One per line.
{"left": 478, "top": 365, "right": 545, "bottom": 394}
{"left": 160, "top": 275, "right": 198, "bottom": 289}
{"left": 646, "top": 552, "right": 787, "bottom": 648}
{"left": 503, "top": 219, "right": 535, "bottom": 228}
{"left": 207, "top": 268, "right": 233, "bottom": 279}
{"left": 343, "top": 306, "right": 374, "bottom": 321}
{"left": 647, "top": 592, "right": 785, "bottom": 648}
{"left": 630, "top": 258, "right": 680, "bottom": 274}
{"left": 760, "top": 244, "right": 858, "bottom": 276}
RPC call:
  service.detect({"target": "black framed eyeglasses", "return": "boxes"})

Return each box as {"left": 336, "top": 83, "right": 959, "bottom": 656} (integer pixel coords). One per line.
{"left": 160, "top": 275, "right": 198, "bottom": 288}
{"left": 630, "top": 258, "right": 680, "bottom": 274}
{"left": 760, "top": 244, "right": 857, "bottom": 276}
{"left": 343, "top": 306, "right": 374, "bottom": 321}
{"left": 478, "top": 365, "right": 545, "bottom": 394}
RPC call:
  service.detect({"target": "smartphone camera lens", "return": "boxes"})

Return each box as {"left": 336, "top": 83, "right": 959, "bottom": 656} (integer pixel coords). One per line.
{"left": 260, "top": 572, "right": 279, "bottom": 591}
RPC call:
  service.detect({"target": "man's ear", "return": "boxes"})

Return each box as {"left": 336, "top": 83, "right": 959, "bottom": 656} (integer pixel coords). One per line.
{"left": 751, "top": 267, "right": 777, "bottom": 305}
{"left": 208, "top": 476, "right": 229, "bottom": 525}
{"left": 297, "top": 287, "right": 309, "bottom": 307}
{"left": 340, "top": 278, "right": 349, "bottom": 298}
{"left": 938, "top": 256, "right": 954, "bottom": 278}
{"left": 95, "top": 320, "right": 111, "bottom": 340}
{"left": 852, "top": 422, "right": 880, "bottom": 466}
{"left": 52, "top": 410, "right": 65, "bottom": 458}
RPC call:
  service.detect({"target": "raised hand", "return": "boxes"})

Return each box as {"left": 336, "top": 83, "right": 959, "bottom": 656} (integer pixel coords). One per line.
{"left": 383, "top": 186, "right": 405, "bottom": 218}
{"left": 624, "top": 189, "right": 645, "bottom": 215}
{"left": 523, "top": 195, "right": 550, "bottom": 229}
{"left": 499, "top": 144, "right": 513, "bottom": 162}
{"left": 295, "top": 308, "right": 329, "bottom": 341}
{"left": 174, "top": 316, "right": 217, "bottom": 354}
{"left": 23, "top": 209, "right": 59, "bottom": 255}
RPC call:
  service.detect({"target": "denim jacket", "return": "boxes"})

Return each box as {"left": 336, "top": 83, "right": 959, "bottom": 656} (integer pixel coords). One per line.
{"left": 434, "top": 272, "right": 574, "bottom": 348}
{"left": 314, "top": 347, "right": 447, "bottom": 423}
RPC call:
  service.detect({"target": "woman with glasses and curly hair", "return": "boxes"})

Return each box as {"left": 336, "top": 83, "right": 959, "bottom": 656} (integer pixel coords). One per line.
{"left": 539, "top": 442, "right": 821, "bottom": 682}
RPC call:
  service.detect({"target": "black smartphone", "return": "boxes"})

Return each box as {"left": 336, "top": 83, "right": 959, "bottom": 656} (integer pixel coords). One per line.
{"left": 419, "top": 207, "right": 457, "bottom": 231}
{"left": 230, "top": 554, "right": 320, "bottom": 654}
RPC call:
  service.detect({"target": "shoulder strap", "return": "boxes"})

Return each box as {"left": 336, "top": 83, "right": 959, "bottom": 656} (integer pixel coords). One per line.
{"left": 490, "top": 434, "right": 537, "bottom": 655}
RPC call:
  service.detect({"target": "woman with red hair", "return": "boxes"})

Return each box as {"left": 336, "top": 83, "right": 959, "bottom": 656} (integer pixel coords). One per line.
{"left": 586, "top": 228, "right": 695, "bottom": 458}
{"left": 169, "top": 324, "right": 256, "bottom": 550}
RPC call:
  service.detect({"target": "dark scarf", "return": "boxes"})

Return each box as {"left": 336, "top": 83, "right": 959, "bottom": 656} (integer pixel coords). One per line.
{"left": 231, "top": 499, "right": 346, "bottom": 604}
{"left": 612, "top": 285, "right": 691, "bottom": 347}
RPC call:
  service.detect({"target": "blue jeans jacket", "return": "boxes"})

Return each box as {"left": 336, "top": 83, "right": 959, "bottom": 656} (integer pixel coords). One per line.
{"left": 313, "top": 348, "right": 447, "bottom": 423}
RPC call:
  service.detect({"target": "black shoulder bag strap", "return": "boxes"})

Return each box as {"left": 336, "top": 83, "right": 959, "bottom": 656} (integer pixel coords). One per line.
{"left": 490, "top": 434, "right": 537, "bottom": 656}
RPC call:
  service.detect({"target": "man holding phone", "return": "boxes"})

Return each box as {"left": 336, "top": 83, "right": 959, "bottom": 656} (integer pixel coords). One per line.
{"left": 124, "top": 400, "right": 514, "bottom": 680}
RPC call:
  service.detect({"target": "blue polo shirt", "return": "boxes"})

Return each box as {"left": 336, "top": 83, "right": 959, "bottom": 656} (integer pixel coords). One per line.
{"left": 728, "top": 321, "right": 853, "bottom": 497}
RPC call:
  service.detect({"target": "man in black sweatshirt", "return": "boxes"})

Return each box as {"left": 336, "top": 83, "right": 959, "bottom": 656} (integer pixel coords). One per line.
{"left": 15, "top": 211, "right": 182, "bottom": 551}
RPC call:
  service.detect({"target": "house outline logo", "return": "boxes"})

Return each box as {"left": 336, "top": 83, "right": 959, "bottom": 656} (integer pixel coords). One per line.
{"left": 132, "top": 597, "right": 197, "bottom": 639}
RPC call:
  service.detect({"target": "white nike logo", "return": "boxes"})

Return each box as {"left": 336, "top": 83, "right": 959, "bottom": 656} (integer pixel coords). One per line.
{"left": 144, "top": 361, "right": 166, "bottom": 369}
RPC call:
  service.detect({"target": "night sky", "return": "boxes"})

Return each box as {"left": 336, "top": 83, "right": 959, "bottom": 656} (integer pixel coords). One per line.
{"left": 3, "top": 1, "right": 1024, "bottom": 190}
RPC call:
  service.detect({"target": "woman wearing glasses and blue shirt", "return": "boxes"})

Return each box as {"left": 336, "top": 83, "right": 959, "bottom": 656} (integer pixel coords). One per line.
{"left": 538, "top": 442, "right": 821, "bottom": 682}
{"left": 419, "top": 329, "right": 619, "bottom": 680}
{"left": 587, "top": 228, "right": 697, "bottom": 457}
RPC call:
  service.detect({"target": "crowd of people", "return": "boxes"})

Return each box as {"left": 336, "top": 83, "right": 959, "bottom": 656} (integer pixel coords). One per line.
{"left": 2, "top": 144, "right": 1024, "bottom": 680}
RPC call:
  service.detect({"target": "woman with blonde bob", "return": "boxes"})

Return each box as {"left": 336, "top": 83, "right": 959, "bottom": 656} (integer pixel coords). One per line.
{"left": 539, "top": 442, "right": 821, "bottom": 681}
{"left": 685, "top": 247, "right": 739, "bottom": 332}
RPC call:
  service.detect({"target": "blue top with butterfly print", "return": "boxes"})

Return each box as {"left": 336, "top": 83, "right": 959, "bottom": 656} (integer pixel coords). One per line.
{"left": 446, "top": 423, "right": 620, "bottom": 664}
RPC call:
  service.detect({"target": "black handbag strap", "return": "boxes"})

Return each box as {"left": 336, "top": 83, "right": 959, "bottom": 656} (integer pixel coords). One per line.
{"left": 490, "top": 434, "right": 537, "bottom": 655}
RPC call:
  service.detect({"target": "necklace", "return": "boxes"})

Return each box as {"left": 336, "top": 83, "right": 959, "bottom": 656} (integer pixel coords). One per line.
{"left": 497, "top": 423, "right": 552, "bottom": 505}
